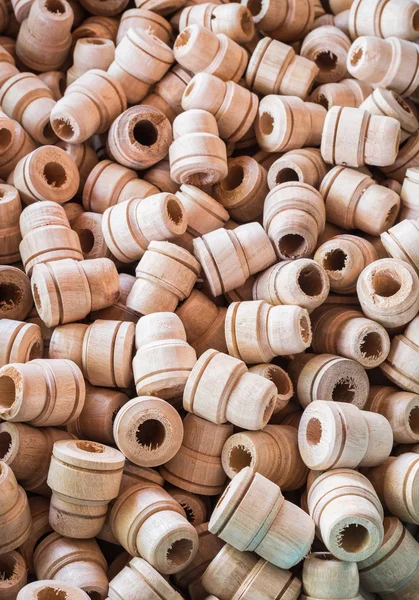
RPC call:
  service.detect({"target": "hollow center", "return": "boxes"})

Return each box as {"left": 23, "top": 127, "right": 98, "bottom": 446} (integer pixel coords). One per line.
{"left": 306, "top": 417, "right": 322, "bottom": 446}
{"left": 276, "top": 167, "right": 299, "bottom": 184}
{"left": 133, "top": 120, "right": 158, "bottom": 146}
{"left": 43, "top": 122, "right": 54, "bottom": 141}
{"left": 315, "top": 50, "right": 338, "bottom": 72}
{"left": 300, "top": 314, "right": 311, "bottom": 343}
{"left": 75, "top": 440, "right": 104, "bottom": 453}
{"left": 85, "top": 38, "right": 105, "bottom": 45}
{"left": 166, "top": 538, "right": 194, "bottom": 567}
{"left": 317, "top": 93, "right": 329, "bottom": 110}
{"left": 409, "top": 406, "right": 419, "bottom": 434}
{"left": 78, "top": 229, "right": 95, "bottom": 253}
{"left": 332, "top": 380, "right": 355, "bottom": 403}
{"left": 0, "top": 376, "right": 16, "bottom": 410}
{"left": 267, "top": 366, "right": 291, "bottom": 396}
{"left": 393, "top": 92, "right": 411, "bottom": 113}
{"left": 223, "top": 164, "right": 244, "bottom": 190}
{"left": 350, "top": 46, "right": 363, "bottom": 67}
{"left": 0, "top": 283, "right": 22, "bottom": 310}
{"left": 184, "top": 81, "right": 194, "bottom": 97}
{"left": 0, "top": 555, "right": 16, "bottom": 581}
{"left": 29, "top": 340, "right": 43, "bottom": 361}
{"left": 360, "top": 331, "right": 383, "bottom": 360}
{"left": 385, "top": 204, "right": 398, "bottom": 227}
{"left": 45, "top": 0, "right": 65, "bottom": 12}
{"left": 32, "top": 283, "right": 41, "bottom": 312}
{"left": 372, "top": 269, "right": 401, "bottom": 297}
{"left": 136, "top": 419, "right": 166, "bottom": 451}
{"left": 37, "top": 588, "right": 68, "bottom": 600}
{"left": 241, "top": 11, "right": 253, "bottom": 34}
{"left": 229, "top": 445, "right": 253, "bottom": 473}
{"left": 278, "top": 234, "right": 306, "bottom": 258}
{"left": 247, "top": 0, "right": 262, "bottom": 16}
{"left": 87, "top": 592, "right": 101, "bottom": 600}
{"left": 0, "top": 128, "right": 12, "bottom": 151}
{"left": 413, "top": 9, "right": 419, "bottom": 31}
{"left": 43, "top": 162, "right": 67, "bottom": 188}
{"left": 260, "top": 111, "right": 274, "bottom": 135}
{"left": 338, "top": 523, "right": 371, "bottom": 553}
{"left": 52, "top": 118, "right": 75, "bottom": 141}
{"left": 323, "top": 248, "right": 347, "bottom": 271}
{"left": 179, "top": 502, "right": 196, "bottom": 523}
{"left": 175, "top": 28, "right": 191, "bottom": 48}
{"left": 0, "top": 432, "right": 12, "bottom": 460}
{"left": 166, "top": 199, "right": 183, "bottom": 225}
{"left": 298, "top": 265, "right": 323, "bottom": 296}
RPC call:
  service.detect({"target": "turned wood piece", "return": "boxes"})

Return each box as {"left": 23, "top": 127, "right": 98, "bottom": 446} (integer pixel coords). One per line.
{"left": 0, "top": 46, "right": 19, "bottom": 89}
{"left": 108, "top": 557, "right": 184, "bottom": 600}
{"left": 400, "top": 167, "right": 419, "bottom": 219}
{"left": 248, "top": 364, "right": 293, "bottom": 413}
{"left": 365, "top": 385, "right": 419, "bottom": 444}
{"left": 143, "top": 65, "right": 191, "bottom": 124}
{"left": 302, "top": 552, "right": 360, "bottom": 600}
{"left": 0, "top": 184, "right": 21, "bottom": 265}
{"left": 381, "top": 130, "right": 419, "bottom": 183}
{"left": 360, "top": 87, "right": 418, "bottom": 142}
{"left": 57, "top": 140, "right": 99, "bottom": 194}
{"left": 109, "top": 482, "right": 199, "bottom": 574}
{"left": 0, "top": 111, "right": 36, "bottom": 180}
{"left": 0, "top": 319, "right": 43, "bottom": 367}
{"left": 127, "top": 241, "right": 200, "bottom": 315}
{"left": 0, "top": 266, "right": 32, "bottom": 321}
{"left": 116, "top": 8, "right": 172, "bottom": 45}
{"left": 39, "top": 71, "right": 66, "bottom": 100}
{"left": 19, "top": 496, "right": 52, "bottom": 570}
{"left": 179, "top": 3, "right": 254, "bottom": 44}
{"left": 49, "top": 319, "right": 135, "bottom": 388}
{"left": 0, "top": 461, "right": 31, "bottom": 553}
{"left": 307, "top": 469, "right": 384, "bottom": 562}
{"left": 167, "top": 489, "right": 210, "bottom": 527}
{"left": 243, "top": 0, "right": 314, "bottom": 41}
{"left": 380, "top": 314, "right": 419, "bottom": 393}
{"left": 301, "top": 26, "right": 350, "bottom": 83}
{"left": 225, "top": 299, "right": 312, "bottom": 363}
{"left": 183, "top": 349, "right": 277, "bottom": 430}
{"left": 31, "top": 257, "right": 120, "bottom": 327}
{"left": 349, "top": 0, "right": 419, "bottom": 40}
{"left": 160, "top": 413, "right": 233, "bottom": 495}
{"left": 222, "top": 424, "right": 308, "bottom": 491}
{"left": 267, "top": 148, "right": 328, "bottom": 190}
{"left": 357, "top": 258, "right": 419, "bottom": 330}
{"left": 67, "top": 37, "right": 115, "bottom": 85}
{"left": 91, "top": 273, "right": 138, "bottom": 323}
{"left": 288, "top": 352, "right": 370, "bottom": 408}
{"left": 0, "top": 358, "right": 85, "bottom": 426}
{"left": 72, "top": 212, "right": 113, "bottom": 260}
{"left": 308, "top": 78, "right": 373, "bottom": 109}
{"left": 0, "top": 551, "right": 27, "bottom": 600}
{"left": 209, "top": 467, "right": 315, "bottom": 569}
{"left": 381, "top": 219, "right": 419, "bottom": 272}
{"left": 17, "top": 581, "right": 90, "bottom": 600}
{"left": 72, "top": 15, "right": 119, "bottom": 42}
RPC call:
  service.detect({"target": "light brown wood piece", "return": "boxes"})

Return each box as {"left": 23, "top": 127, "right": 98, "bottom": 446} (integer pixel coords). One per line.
{"left": 72, "top": 15, "right": 119, "bottom": 43}
{"left": 360, "top": 87, "right": 418, "bottom": 142}
{"left": 365, "top": 385, "right": 419, "bottom": 444}
{"left": 381, "top": 130, "right": 419, "bottom": 183}
{"left": 243, "top": 0, "right": 313, "bottom": 41}
{"left": 72, "top": 212, "right": 113, "bottom": 261}
{"left": 179, "top": 3, "right": 255, "bottom": 44}
{"left": 77, "top": 0, "right": 128, "bottom": 17}
{"left": 108, "top": 557, "right": 184, "bottom": 600}
{"left": 308, "top": 78, "right": 373, "bottom": 109}
{"left": 39, "top": 70, "right": 66, "bottom": 100}
{"left": 17, "top": 581, "right": 90, "bottom": 600}
{"left": 301, "top": 26, "right": 351, "bottom": 83}
{"left": 0, "top": 46, "right": 19, "bottom": 90}
{"left": 380, "top": 314, "right": 419, "bottom": 393}
{"left": 0, "top": 319, "right": 42, "bottom": 367}
{"left": 57, "top": 140, "right": 99, "bottom": 194}
{"left": 0, "top": 184, "right": 22, "bottom": 265}
{"left": 91, "top": 273, "right": 138, "bottom": 323}
{"left": 349, "top": 0, "right": 419, "bottom": 40}
{"left": 143, "top": 65, "right": 191, "bottom": 124}
{"left": 116, "top": 8, "right": 172, "bottom": 45}
{"left": 166, "top": 489, "right": 210, "bottom": 527}
{"left": 18, "top": 496, "right": 52, "bottom": 571}
{"left": 0, "top": 461, "right": 31, "bottom": 553}
{"left": 267, "top": 148, "right": 328, "bottom": 190}
{"left": 248, "top": 364, "right": 293, "bottom": 414}
{"left": 302, "top": 552, "right": 360, "bottom": 600}
{"left": 134, "top": 0, "right": 186, "bottom": 16}
{"left": 0, "top": 265, "right": 32, "bottom": 320}
{"left": 381, "top": 219, "right": 419, "bottom": 273}
{"left": 0, "top": 112, "right": 36, "bottom": 180}
{"left": 0, "top": 551, "right": 27, "bottom": 600}
{"left": 67, "top": 38, "right": 115, "bottom": 86}
{"left": 399, "top": 167, "right": 419, "bottom": 219}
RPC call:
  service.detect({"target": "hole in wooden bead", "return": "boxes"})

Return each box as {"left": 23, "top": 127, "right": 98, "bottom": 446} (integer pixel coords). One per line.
{"left": 75, "top": 440, "right": 105, "bottom": 453}
{"left": 393, "top": 92, "right": 412, "bottom": 113}
{"left": 300, "top": 314, "right": 311, "bottom": 343}
{"left": 85, "top": 39, "right": 106, "bottom": 45}
{"left": 0, "top": 432, "right": 12, "bottom": 459}
{"left": 45, "top": 0, "right": 65, "bottom": 12}
{"left": 306, "top": 417, "right": 322, "bottom": 446}
{"left": 175, "top": 28, "right": 191, "bottom": 48}
{"left": 413, "top": 9, "right": 419, "bottom": 31}
{"left": 0, "top": 190, "right": 5, "bottom": 199}
{"left": 372, "top": 269, "right": 401, "bottom": 297}
{"left": 52, "top": 118, "right": 75, "bottom": 141}
{"left": 332, "top": 379, "right": 355, "bottom": 403}
{"left": 166, "top": 538, "right": 194, "bottom": 567}
{"left": 86, "top": 592, "right": 101, "bottom": 600}
{"left": 259, "top": 111, "right": 274, "bottom": 135}
{"left": 0, "top": 376, "right": 16, "bottom": 410}
{"left": 133, "top": 120, "right": 158, "bottom": 147}
{"left": 167, "top": 199, "right": 183, "bottom": 225}
{"left": 323, "top": 248, "right": 347, "bottom": 271}
{"left": 78, "top": 229, "right": 95, "bottom": 253}
{"left": 360, "top": 331, "right": 383, "bottom": 360}
{"left": 409, "top": 406, "right": 419, "bottom": 434}
{"left": 37, "top": 588, "right": 68, "bottom": 600}
{"left": 298, "top": 265, "right": 323, "bottom": 296}
{"left": 0, "top": 128, "right": 12, "bottom": 151}
{"left": 278, "top": 234, "right": 306, "bottom": 259}
{"left": 0, "top": 554, "right": 16, "bottom": 581}
{"left": 179, "top": 502, "right": 196, "bottom": 523}
{"left": 315, "top": 50, "right": 338, "bottom": 72}
{"left": 32, "top": 283, "right": 42, "bottom": 313}
{"left": 266, "top": 366, "right": 292, "bottom": 396}
{"left": 317, "top": 94, "right": 329, "bottom": 110}
{"left": 184, "top": 82, "right": 194, "bottom": 97}
{"left": 384, "top": 204, "right": 398, "bottom": 227}
{"left": 275, "top": 168, "right": 299, "bottom": 184}
{"left": 43, "top": 122, "right": 55, "bottom": 141}
{"left": 229, "top": 445, "right": 253, "bottom": 473}
{"left": 337, "top": 523, "right": 371, "bottom": 553}
{"left": 350, "top": 46, "right": 363, "bottom": 67}
{"left": 222, "top": 164, "right": 244, "bottom": 190}
{"left": 43, "top": 162, "right": 67, "bottom": 188}
{"left": 240, "top": 11, "right": 253, "bottom": 34}
{"left": 246, "top": 0, "right": 262, "bottom": 16}
{"left": 0, "top": 282, "right": 22, "bottom": 310}
{"left": 136, "top": 419, "right": 166, "bottom": 450}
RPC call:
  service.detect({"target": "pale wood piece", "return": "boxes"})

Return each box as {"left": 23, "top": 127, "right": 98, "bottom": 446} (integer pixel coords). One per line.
{"left": 301, "top": 26, "right": 351, "bottom": 83}
{"left": 0, "top": 461, "right": 31, "bottom": 553}
{"left": 127, "top": 241, "right": 200, "bottom": 315}
{"left": 256, "top": 95, "right": 326, "bottom": 152}
{"left": 18, "top": 496, "right": 52, "bottom": 571}
{"left": 143, "top": 65, "right": 192, "bottom": 124}
{"left": 161, "top": 413, "right": 232, "bottom": 495}
{"left": 209, "top": 467, "right": 314, "bottom": 569}
{"left": 167, "top": 489, "right": 210, "bottom": 527}
{"left": 16, "top": 0, "right": 74, "bottom": 72}
{"left": 91, "top": 273, "right": 138, "bottom": 323}
{"left": 357, "top": 258, "right": 419, "bottom": 330}
{"left": 309, "top": 78, "right": 373, "bottom": 109}
{"left": 222, "top": 424, "right": 307, "bottom": 491}
{"left": 248, "top": 364, "right": 293, "bottom": 414}
{"left": 108, "top": 557, "right": 184, "bottom": 600}
{"left": 380, "top": 314, "right": 419, "bottom": 393}
{"left": 224, "top": 273, "right": 255, "bottom": 304}
{"left": 134, "top": 0, "right": 186, "bottom": 16}
{"left": 0, "top": 112, "right": 36, "bottom": 180}
{"left": 67, "top": 38, "right": 115, "bottom": 86}
{"left": 381, "top": 219, "right": 419, "bottom": 273}
{"left": 202, "top": 544, "right": 301, "bottom": 600}
{"left": 183, "top": 348, "right": 277, "bottom": 429}
{"left": 347, "top": 36, "right": 419, "bottom": 97}
{"left": 314, "top": 234, "right": 378, "bottom": 294}
{"left": 0, "top": 265, "right": 32, "bottom": 321}
{"left": 25, "top": 306, "right": 55, "bottom": 354}
{"left": 109, "top": 482, "right": 199, "bottom": 574}
{"left": 400, "top": 167, "right": 419, "bottom": 218}
{"left": 31, "top": 257, "right": 120, "bottom": 328}
{"left": 182, "top": 73, "right": 258, "bottom": 144}
{"left": 308, "top": 469, "right": 384, "bottom": 562}
{"left": 242, "top": 0, "right": 313, "bottom": 42}
{"left": 116, "top": 8, "right": 172, "bottom": 45}
{"left": 225, "top": 299, "right": 312, "bottom": 363}
{"left": 349, "top": 0, "right": 419, "bottom": 40}
{"left": 245, "top": 37, "right": 319, "bottom": 98}
{"left": 34, "top": 533, "right": 109, "bottom": 600}
{"left": 0, "top": 184, "right": 22, "bottom": 265}
{"left": 312, "top": 10, "right": 350, "bottom": 35}
{"left": 173, "top": 25, "right": 248, "bottom": 83}
{"left": 267, "top": 148, "right": 329, "bottom": 190}
{"left": 253, "top": 258, "right": 330, "bottom": 312}
{"left": 382, "top": 130, "right": 419, "bottom": 183}
{"left": 302, "top": 552, "right": 360, "bottom": 599}
{"left": 108, "top": 29, "right": 173, "bottom": 104}
{"left": 193, "top": 222, "right": 276, "bottom": 296}
{"left": 39, "top": 71, "right": 66, "bottom": 100}
{"left": 0, "top": 551, "right": 27, "bottom": 600}
{"left": 288, "top": 352, "right": 370, "bottom": 408}
{"left": 17, "top": 581, "right": 90, "bottom": 600}
{"left": 72, "top": 16, "right": 119, "bottom": 43}
{"left": 145, "top": 161, "right": 180, "bottom": 194}
{"left": 50, "top": 69, "right": 127, "bottom": 144}
{"left": 382, "top": 178, "right": 402, "bottom": 195}
{"left": 83, "top": 160, "right": 159, "bottom": 214}
{"left": 77, "top": 0, "right": 127, "bottom": 16}
{"left": 179, "top": 3, "right": 254, "bottom": 44}
{"left": 0, "top": 47, "right": 19, "bottom": 90}
{"left": 0, "top": 319, "right": 42, "bottom": 367}
{"left": 310, "top": 305, "right": 390, "bottom": 368}
{"left": 298, "top": 400, "right": 393, "bottom": 470}
{"left": 263, "top": 182, "right": 326, "bottom": 260}
{"left": 170, "top": 109, "right": 227, "bottom": 186}
{"left": 365, "top": 385, "right": 419, "bottom": 444}
{"left": 72, "top": 212, "right": 113, "bottom": 260}
{"left": 360, "top": 88, "right": 418, "bottom": 142}
{"left": 57, "top": 140, "right": 99, "bottom": 194}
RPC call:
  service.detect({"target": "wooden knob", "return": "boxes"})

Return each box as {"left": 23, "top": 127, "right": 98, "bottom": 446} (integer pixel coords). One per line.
{"left": 0, "top": 460, "right": 31, "bottom": 553}
{"left": 267, "top": 148, "right": 328, "bottom": 190}
{"left": 0, "top": 551, "right": 27, "bottom": 600}
{"left": 108, "top": 557, "right": 183, "bottom": 600}
{"left": 143, "top": 65, "right": 191, "bottom": 124}
{"left": 302, "top": 552, "right": 360, "bottom": 599}
{"left": 381, "top": 314, "right": 419, "bottom": 393}
{"left": 365, "top": 385, "right": 419, "bottom": 444}
{"left": 17, "top": 581, "right": 90, "bottom": 600}
{"left": 0, "top": 319, "right": 43, "bottom": 367}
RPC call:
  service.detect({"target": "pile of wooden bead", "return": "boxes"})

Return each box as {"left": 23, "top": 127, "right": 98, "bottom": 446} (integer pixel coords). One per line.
{"left": 3, "top": 0, "right": 419, "bottom": 598}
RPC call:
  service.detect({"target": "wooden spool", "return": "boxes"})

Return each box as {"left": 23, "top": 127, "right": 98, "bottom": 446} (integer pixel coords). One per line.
{"left": 301, "top": 26, "right": 351, "bottom": 83}
{"left": 91, "top": 273, "right": 138, "bottom": 323}
{"left": 0, "top": 112, "right": 36, "bottom": 180}
{"left": 19, "top": 497, "right": 51, "bottom": 572}
{"left": 166, "top": 489, "right": 210, "bottom": 527}
{"left": 308, "top": 78, "right": 373, "bottom": 109}
{"left": 248, "top": 364, "right": 293, "bottom": 413}
{"left": 57, "top": 140, "right": 99, "bottom": 194}
{"left": 72, "top": 212, "right": 113, "bottom": 261}
{"left": 360, "top": 87, "right": 418, "bottom": 142}
{"left": 400, "top": 167, "right": 419, "bottom": 218}
{"left": 381, "top": 218, "right": 419, "bottom": 273}
{"left": 0, "top": 460, "right": 31, "bottom": 553}
{"left": 365, "top": 385, "right": 419, "bottom": 444}
{"left": 67, "top": 38, "right": 115, "bottom": 86}
{"left": 0, "top": 319, "right": 43, "bottom": 367}
{"left": 116, "top": 8, "right": 172, "bottom": 45}
{"left": 17, "top": 581, "right": 90, "bottom": 600}
{"left": 302, "top": 553, "right": 360, "bottom": 600}
{"left": 143, "top": 65, "right": 191, "bottom": 124}
{"left": 179, "top": 3, "right": 255, "bottom": 44}
{"left": 108, "top": 557, "right": 183, "bottom": 600}
{"left": 380, "top": 314, "right": 419, "bottom": 393}
{"left": 267, "top": 148, "right": 328, "bottom": 190}
{"left": 39, "top": 71, "right": 66, "bottom": 100}
{"left": 0, "top": 184, "right": 21, "bottom": 265}
{"left": 0, "top": 265, "right": 32, "bottom": 321}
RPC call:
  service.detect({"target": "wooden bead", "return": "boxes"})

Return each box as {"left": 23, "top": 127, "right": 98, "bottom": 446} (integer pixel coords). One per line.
{"left": 83, "top": 160, "right": 159, "bottom": 213}
{"left": 127, "top": 241, "right": 200, "bottom": 315}
{"left": 256, "top": 95, "right": 326, "bottom": 153}
{"left": 18, "top": 496, "right": 52, "bottom": 571}
{"left": 11, "top": 145, "right": 80, "bottom": 206}
{"left": 160, "top": 413, "right": 233, "bottom": 495}
{"left": 0, "top": 265, "right": 32, "bottom": 321}
{"left": 301, "top": 26, "right": 351, "bottom": 83}
{"left": 349, "top": 0, "right": 419, "bottom": 40}
{"left": 0, "top": 319, "right": 42, "bottom": 368}
{"left": 381, "top": 218, "right": 419, "bottom": 273}
{"left": 109, "top": 483, "right": 199, "bottom": 574}
{"left": 133, "top": 312, "right": 196, "bottom": 399}
{"left": 183, "top": 348, "right": 277, "bottom": 429}
{"left": 225, "top": 300, "right": 312, "bottom": 363}
{"left": 365, "top": 385, "right": 419, "bottom": 444}
{"left": 108, "top": 557, "right": 183, "bottom": 600}
{"left": 321, "top": 106, "right": 401, "bottom": 167}
{"left": 67, "top": 38, "right": 115, "bottom": 87}
{"left": 193, "top": 222, "right": 276, "bottom": 296}
{"left": 267, "top": 148, "right": 328, "bottom": 190}
{"left": 50, "top": 69, "right": 127, "bottom": 144}
{"left": 143, "top": 65, "right": 191, "bottom": 124}
{"left": 307, "top": 469, "right": 384, "bottom": 562}
{"left": 0, "top": 461, "right": 31, "bottom": 552}
{"left": 0, "top": 551, "right": 27, "bottom": 600}
{"left": 209, "top": 467, "right": 314, "bottom": 569}
{"left": 167, "top": 489, "right": 210, "bottom": 527}
{"left": 173, "top": 25, "right": 248, "bottom": 83}
{"left": 31, "top": 257, "right": 120, "bottom": 327}
{"left": 116, "top": 8, "right": 172, "bottom": 45}
{"left": 245, "top": 37, "right": 318, "bottom": 98}
{"left": 134, "top": 0, "right": 185, "bottom": 16}
{"left": 400, "top": 167, "right": 419, "bottom": 219}
{"left": 72, "top": 212, "right": 113, "bottom": 260}
{"left": 78, "top": 0, "right": 128, "bottom": 17}
{"left": 0, "top": 184, "right": 22, "bottom": 265}
{"left": 263, "top": 182, "right": 326, "bottom": 260}
{"left": 202, "top": 544, "right": 302, "bottom": 600}
{"left": 381, "top": 130, "right": 419, "bottom": 183}
{"left": 108, "top": 29, "right": 173, "bottom": 104}
{"left": 0, "top": 113, "right": 35, "bottom": 180}
{"left": 102, "top": 193, "right": 187, "bottom": 263}
{"left": 347, "top": 36, "right": 419, "bottom": 97}
{"left": 91, "top": 273, "right": 138, "bottom": 323}
{"left": 57, "top": 141, "right": 99, "bottom": 194}
{"left": 17, "top": 581, "right": 90, "bottom": 600}
{"left": 39, "top": 70, "right": 66, "bottom": 100}
{"left": 182, "top": 72, "right": 258, "bottom": 144}
{"left": 314, "top": 234, "right": 378, "bottom": 294}
{"left": 34, "top": 533, "right": 108, "bottom": 599}
{"left": 288, "top": 352, "right": 370, "bottom": 408}
{"left": 25, "top": 307, "right": 57, "bottom": 354}
{"left": 357, "top": 257, "right": 419, "bottom": 330}
{"left": 170, "top": 109, "right": 227, "bottom": 186}
{"left": 72, "top": 15, "right": 119, "bottom": 42}
{"left": 253, "top": 258, "right": 330, "bottom": 312}
{"left": 302, "top": 552, "right": 360, "bottom": 600}
{"left": 308, "top": 78, "right": 373, "bottom": 109}
{"left": 0, "top": 72, "right": 57, "bottom": 145}
{"left": 360, "top": 88, "right": 418, "bottom": 142}
{"left": 107, "top": 105, "right": 172, "bottom": 170}
{"left": 243, "top": 0, "right": 313, "bottom": 41}
{"left": 179, "top": 3, "right": 254, "bottom": 44}
{"left": 16, "top": 0, "right": 73, "bottom": 72}
{"left": 380, "top": 314, "right": 419, "bottom": 393}
{"left": 0, "top": 47, "right": 19, "bottom": 91}
{"left": 298, "top": 400, "right": 393, "bottom": 470}
{"left": 222, "top": 424, "right": 308, "bottom": 491}
{"left": 248, "top": 364, "right": 293, "bottom": 413}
